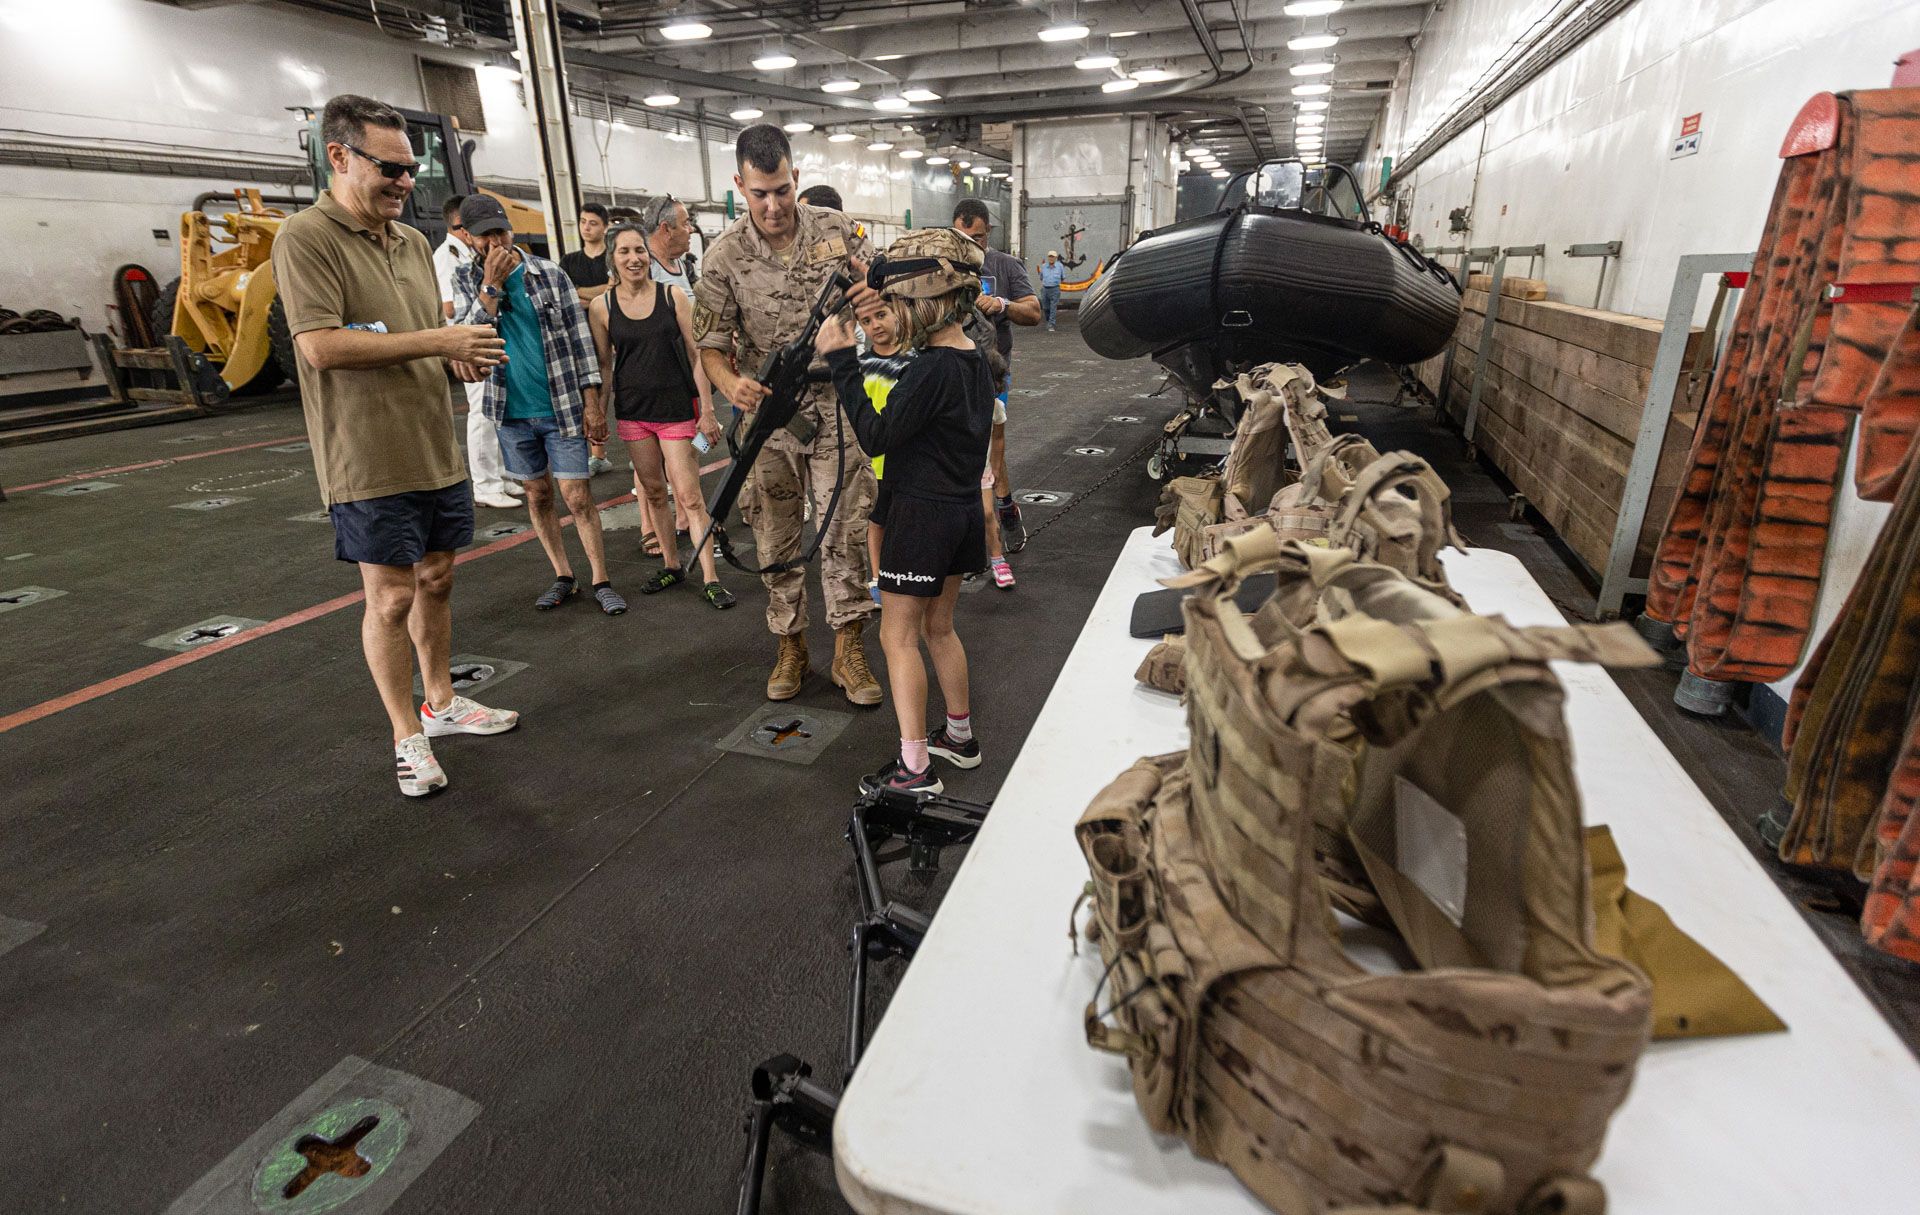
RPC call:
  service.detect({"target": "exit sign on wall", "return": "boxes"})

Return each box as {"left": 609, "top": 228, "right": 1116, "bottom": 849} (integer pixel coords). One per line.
{"left": 1671, "top": 112, "right": 1703, "bottom": 158}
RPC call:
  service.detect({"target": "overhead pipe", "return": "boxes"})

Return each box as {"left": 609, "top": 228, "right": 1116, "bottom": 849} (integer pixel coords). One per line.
{"left": 1382, "top": 0, "right": 1639, "bottom": 193}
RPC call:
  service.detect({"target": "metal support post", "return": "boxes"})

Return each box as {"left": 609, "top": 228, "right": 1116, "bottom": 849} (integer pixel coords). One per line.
{"left": 1564, "top": 240, "right": 1624, "bottom": 308}
{"left": 1436, "top": 246, "right": 1495, "bottom": 420}
{"left": 1592, "top": 252, "right": 1754, "bottom": 619}
{"left": 1459, "top": 246, "right": 1506, "bottom": 445}
{"left": 509, "top": 0, "right": 584, "bottom": 254}
{"left": 1505, "top": 243, "right": 1546, "bottom": 279}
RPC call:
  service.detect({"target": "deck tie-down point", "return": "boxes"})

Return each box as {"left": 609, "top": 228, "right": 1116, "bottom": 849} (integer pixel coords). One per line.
{"left": 282, "top": 1115, "right": 380, "bottom": 1200}
{"left": 755, "top": 719, "right": 813, "bottom": 748}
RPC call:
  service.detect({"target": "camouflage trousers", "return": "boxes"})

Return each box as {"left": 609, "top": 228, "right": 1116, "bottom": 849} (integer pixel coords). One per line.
{"left": 743, "top": 432, "right": 878, "bottom": 636}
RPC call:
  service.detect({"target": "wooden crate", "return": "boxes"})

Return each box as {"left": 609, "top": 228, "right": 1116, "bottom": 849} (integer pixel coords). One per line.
{"left": 1433, "top": 292, "right": 1707, "bottom": 577}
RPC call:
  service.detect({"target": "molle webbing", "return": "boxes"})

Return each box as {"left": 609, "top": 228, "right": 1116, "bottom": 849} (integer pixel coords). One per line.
{"left": 1084, "top": 544, "right": 1655, "bottom": 1214}
{"left": 1166, "top": 361, "right": 1389, "bottom": 572}
{"left": 1647, "top": 88, "right": 1920, "bottom": 682}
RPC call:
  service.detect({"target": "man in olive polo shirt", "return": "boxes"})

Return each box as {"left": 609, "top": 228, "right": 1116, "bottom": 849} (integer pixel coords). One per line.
{"left": 273, "top": 93, "right": 521, "bottom": 799}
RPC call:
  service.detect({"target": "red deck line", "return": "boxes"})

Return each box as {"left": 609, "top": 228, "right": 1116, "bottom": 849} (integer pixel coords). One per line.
{"left": 5, "top": 433, "right": 310, "bottom": 494}
{"left": 0, "top": 490, "right": 638, "bottom": 736}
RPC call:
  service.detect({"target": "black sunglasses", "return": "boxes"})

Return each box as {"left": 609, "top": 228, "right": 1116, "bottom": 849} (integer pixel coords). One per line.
{"left": 344, "top": 143, "right": 420, "bottom": 180}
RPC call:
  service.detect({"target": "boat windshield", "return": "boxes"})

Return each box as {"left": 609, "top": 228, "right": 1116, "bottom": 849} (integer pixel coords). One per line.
{"left": 1252, "top": 161, "right": 1305, "bottom": 209}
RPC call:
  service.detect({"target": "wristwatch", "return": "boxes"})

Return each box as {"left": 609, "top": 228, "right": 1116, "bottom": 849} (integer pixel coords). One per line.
{"left": 481, "top": 284, "right": 502, "bottom": 300}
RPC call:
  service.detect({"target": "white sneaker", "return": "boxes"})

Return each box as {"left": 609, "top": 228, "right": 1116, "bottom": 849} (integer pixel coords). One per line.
{"left": 588, "top": 455, "right": 614, "bottom": 476}
{"left": 421, "top": 694, "right": 520, "bottom": 737}
{"left": 474, "top": 491, "right": 519, "bottom": 509}
{"left": 395, "top": 732, "right": 448, "bottom": 797}
{"left": 502, "top": 482, "right": 526, "bottom": 497}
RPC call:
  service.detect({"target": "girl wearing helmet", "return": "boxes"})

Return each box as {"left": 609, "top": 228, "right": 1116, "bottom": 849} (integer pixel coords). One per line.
{"left": 816, "top": 229, "right": 996, "bottom": 795}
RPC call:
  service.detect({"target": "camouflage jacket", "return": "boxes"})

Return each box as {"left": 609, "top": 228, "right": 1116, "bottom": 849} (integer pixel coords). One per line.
{"left": 693, "top": 203, "right": 874, "bottom": 452}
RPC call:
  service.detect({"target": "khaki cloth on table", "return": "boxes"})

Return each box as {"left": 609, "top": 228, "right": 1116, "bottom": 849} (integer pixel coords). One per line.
{"left": 1584, "top": 826, "right": 1786, "bottom": 1040}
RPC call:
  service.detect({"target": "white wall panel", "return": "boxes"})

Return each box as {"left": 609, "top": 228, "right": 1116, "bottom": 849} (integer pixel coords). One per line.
{"left": 1374, "top": 0, "right": 1920, "bottom": 695}
{"left": 0, "top": 0, "right": 987, "bottom": 333}
{"left": 1022, "top": 117, "right": 1134, "bottom": 200}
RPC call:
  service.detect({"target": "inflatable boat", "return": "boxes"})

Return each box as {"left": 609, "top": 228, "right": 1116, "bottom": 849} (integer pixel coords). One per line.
{"left": 1080, "top": 161, "right": 1461, "bottom": 385}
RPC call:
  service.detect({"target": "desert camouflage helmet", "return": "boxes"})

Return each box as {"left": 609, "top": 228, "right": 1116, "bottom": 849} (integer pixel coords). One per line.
{"left": 870, "top": 227, "right": 984, "bottom": 299}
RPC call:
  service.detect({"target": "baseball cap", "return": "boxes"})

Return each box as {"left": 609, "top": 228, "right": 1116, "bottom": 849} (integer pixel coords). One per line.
{"left": 458, "top": 193, "right": 512, "bottom": 236}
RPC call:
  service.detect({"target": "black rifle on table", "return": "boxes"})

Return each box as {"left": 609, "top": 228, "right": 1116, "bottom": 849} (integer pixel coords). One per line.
{"left": 697, "top": 269, "right": 855, "bottom": 576}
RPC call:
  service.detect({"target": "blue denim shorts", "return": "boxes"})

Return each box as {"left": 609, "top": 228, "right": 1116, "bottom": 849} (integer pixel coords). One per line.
{"left": 329, "top": 480, "right": 474, "bottom": 566}
{"left": 497, "top": 416, "right": 592, "bottom": 481}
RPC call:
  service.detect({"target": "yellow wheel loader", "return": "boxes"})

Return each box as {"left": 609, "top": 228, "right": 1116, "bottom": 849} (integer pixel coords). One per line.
{"left": 150, "top": 188, "right": 294, "bottom": 396}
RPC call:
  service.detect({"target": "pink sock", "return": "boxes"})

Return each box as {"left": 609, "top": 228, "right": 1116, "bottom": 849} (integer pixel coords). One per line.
{"left": 901, "top": 738, "right": 929, "bottom": 773}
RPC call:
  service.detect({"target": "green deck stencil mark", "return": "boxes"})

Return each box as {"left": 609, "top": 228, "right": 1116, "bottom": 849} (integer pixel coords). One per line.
{"left": 250, "top": 1098, "right": 408, "bottom": 1213}
{"left": 166, "top": 1056, "right": 476, "bottom": 1215}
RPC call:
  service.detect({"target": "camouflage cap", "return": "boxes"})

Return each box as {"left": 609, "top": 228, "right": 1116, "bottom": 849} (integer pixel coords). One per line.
{"left": 872, "top": 227, "right": 984, "bottom": 299}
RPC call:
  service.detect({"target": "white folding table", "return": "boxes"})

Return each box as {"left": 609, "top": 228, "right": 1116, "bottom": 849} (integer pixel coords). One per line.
{"left": 834, "top": 526, "right": 1920, "bottom": 1215}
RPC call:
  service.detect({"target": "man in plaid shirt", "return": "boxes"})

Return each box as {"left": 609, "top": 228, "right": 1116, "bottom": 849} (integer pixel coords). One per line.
{"left": 452, "top": 195, "right": 626, "bottom": 616}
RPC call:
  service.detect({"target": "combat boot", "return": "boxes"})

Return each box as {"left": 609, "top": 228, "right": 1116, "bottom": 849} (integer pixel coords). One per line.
{"left": 830, "top": 618, "right": 883, "bottom": 706}
{"left": 767, "top": 632, "right": 809, "bottom": 701}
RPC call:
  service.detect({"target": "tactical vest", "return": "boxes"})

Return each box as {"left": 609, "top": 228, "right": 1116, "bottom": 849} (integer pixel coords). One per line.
{"left": 1158, "top": 362, "right": 1353, "bottom": 570}
{"left": 1140, "top": 451, "right": 1467, "bottom": 696}
{"left": 1080, "top": 530, "right": 1657, "bottom": 1215}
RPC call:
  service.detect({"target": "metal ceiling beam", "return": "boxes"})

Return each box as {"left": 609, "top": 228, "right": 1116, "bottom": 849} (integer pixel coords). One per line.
{"left": 565, "top": 48, "right": 880, "bottom": 111}
{"left": 602, "top": 3, "right": 1425, "bottom": 75}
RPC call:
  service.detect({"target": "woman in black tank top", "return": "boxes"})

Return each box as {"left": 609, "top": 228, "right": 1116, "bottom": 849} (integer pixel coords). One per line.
{"left": 590, "top": 225, "right": 733, "bottom": 607}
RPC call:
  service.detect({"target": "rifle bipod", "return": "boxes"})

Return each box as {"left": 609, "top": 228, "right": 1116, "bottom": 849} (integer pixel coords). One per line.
{"left": 734, "top": 785, "right": 990, "bottom": 1215}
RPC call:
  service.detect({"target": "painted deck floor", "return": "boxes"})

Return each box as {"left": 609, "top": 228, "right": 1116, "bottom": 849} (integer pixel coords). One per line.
{"left": 0, "top": 318, "right": 1912, "bottom": 1213}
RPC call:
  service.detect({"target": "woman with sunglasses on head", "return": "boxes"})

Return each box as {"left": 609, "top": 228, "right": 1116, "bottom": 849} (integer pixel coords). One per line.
{"left": 588, "top": 223, "right": 734, "bottom": 608}
{"left": 817, "top": 229, "right": 995, "bottom": 795}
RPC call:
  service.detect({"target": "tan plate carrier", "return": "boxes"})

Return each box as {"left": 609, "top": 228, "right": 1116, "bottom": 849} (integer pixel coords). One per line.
{"left": 1140, "top": 449, "right": 1469, "bottom": 697}
{"left": 1156, "top": 363, "right": 1377, "bottom": 570}
{"left": 1078, "top": 529, "right": 1658, "bottom": 1215}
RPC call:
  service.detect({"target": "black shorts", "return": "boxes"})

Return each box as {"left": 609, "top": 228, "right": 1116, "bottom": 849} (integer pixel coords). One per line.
{"left": 329, "top": 481, "right": 475, "bottom": 566}
{"left": 870, "top": 480, "right": 894, "bottom": 528}
{"left": 876, "top": 493, "right": 985, "bottom": 597}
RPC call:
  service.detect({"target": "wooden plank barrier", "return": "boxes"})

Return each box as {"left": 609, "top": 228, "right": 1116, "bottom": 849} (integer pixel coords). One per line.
{"left": 1414, "top": 290, "right": 1708, "bottom": 577}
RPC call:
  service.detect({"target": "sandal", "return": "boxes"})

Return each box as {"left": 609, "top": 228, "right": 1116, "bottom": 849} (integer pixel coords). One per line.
{"left": 594, "top": 584, "right": 628, "bottom": 616}
{"left": 639, "top": 567, "right": 685, "bottom": 595}
{"left": 534, "top": 577, "right": 578, "bottom": 610}
{"left": 702, "top": 581, "right": 737, "bottom": 610}
{"left": 639, "top": 530, "right": 663, "bottom": 558}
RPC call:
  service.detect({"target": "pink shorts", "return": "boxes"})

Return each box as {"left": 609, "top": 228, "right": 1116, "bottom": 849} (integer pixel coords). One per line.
{"left": 617, "top": 417, "right": 699, "bottom": 443}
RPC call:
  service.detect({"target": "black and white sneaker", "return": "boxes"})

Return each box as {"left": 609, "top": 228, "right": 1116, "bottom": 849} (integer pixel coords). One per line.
{"left": 859, "top": 758, "right": 944, "bottom": 797}
{"left": 395, "top": 732, "right": 448, "bottom": 797}
{"left": 927, "top": 725, "right": 981, "bottom": 769}
{"left": 996, "top": 497, "right": 1027, "bottom": 553}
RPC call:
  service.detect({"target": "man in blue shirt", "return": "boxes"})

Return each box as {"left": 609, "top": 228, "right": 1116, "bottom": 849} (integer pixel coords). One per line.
{"left": 1037, "top": 250, "right": 1065, "bottom": 331}
{"left": 452, "top": 195, "right": 626, "bottom": 616}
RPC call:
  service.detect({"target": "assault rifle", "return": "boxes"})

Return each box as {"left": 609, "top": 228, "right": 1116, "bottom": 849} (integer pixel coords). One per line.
{"left": 698, "top": 268, "right": 856, "bottom": 575}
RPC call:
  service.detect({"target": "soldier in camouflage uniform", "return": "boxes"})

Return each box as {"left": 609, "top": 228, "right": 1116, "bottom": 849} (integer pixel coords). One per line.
{"left": 694, "top": 124, "right": 882, "bottom": 704}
